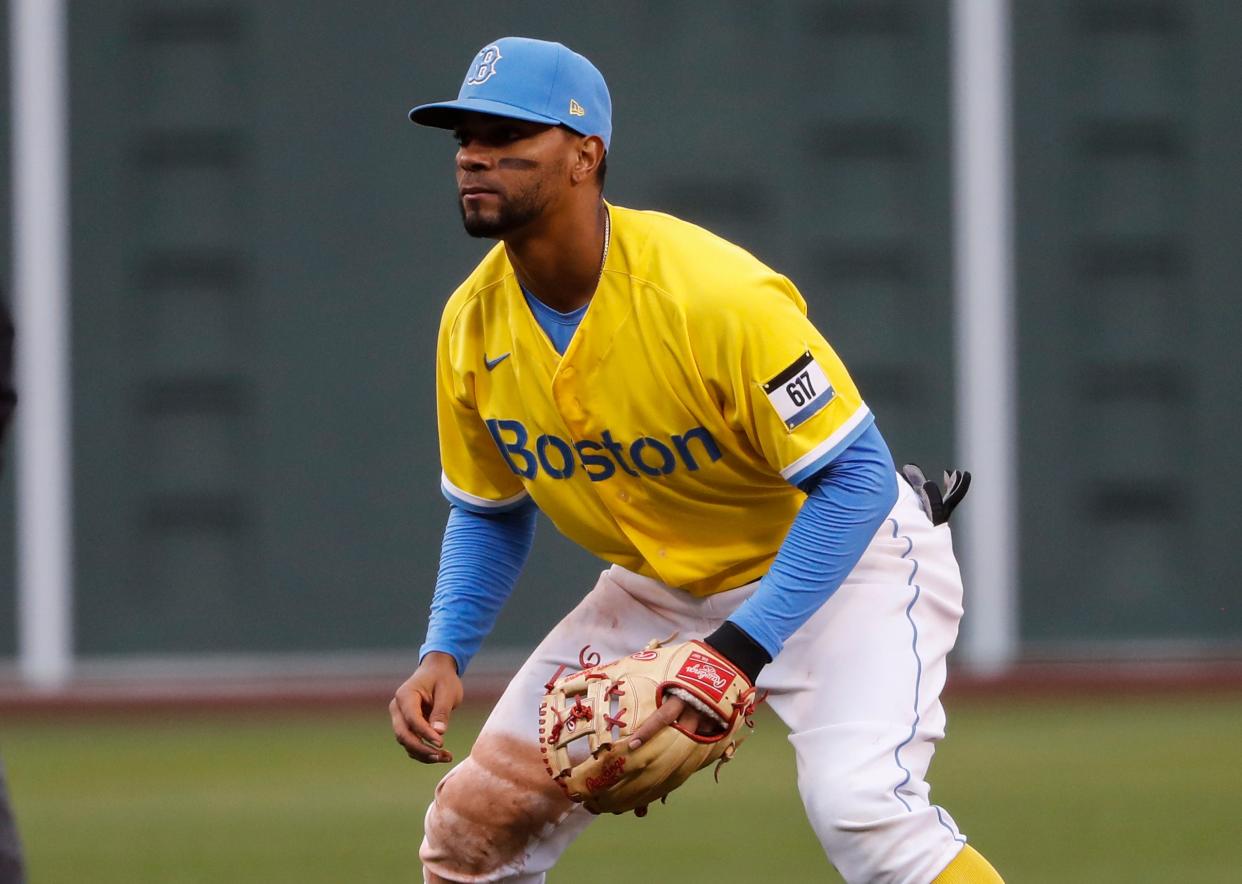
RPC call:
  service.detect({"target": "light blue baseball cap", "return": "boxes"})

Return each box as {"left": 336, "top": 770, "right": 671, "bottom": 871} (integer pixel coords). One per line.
{"left": 409, "top": 37, "right": 612, "bottom": 150}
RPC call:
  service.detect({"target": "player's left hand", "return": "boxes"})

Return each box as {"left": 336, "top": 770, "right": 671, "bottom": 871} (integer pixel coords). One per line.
{"left": 627, "top": 695, "right": 721, "bottom": 749}
{"left": 540, "top": 638, "right": 757, "bottom": 816}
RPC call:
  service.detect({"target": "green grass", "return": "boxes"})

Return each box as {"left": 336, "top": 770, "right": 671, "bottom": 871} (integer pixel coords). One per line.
{"left": 1, "top": 694, "right": 1239, "bottom": 882}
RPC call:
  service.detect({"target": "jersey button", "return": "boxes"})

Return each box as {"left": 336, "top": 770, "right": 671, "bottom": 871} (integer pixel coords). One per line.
{"left": 617, "top": 491, "right": 630, "bottom": 503}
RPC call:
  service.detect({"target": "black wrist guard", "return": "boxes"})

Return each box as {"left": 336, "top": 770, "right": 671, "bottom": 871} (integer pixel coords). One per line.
{"left": 702, "top": 620, "right": 771, "bottom": 685}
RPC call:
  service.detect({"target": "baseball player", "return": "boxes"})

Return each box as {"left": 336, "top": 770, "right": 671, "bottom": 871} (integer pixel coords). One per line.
{"left": 391, "top": 37, "right": 1003, "bottom": 884}
{"left": 0, "top": 296, "right": 25, "bottom": 884}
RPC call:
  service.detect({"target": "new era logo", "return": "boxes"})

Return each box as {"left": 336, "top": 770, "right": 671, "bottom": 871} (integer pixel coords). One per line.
{"left": 569, "top": 99, "right": 586, "bottom": 117}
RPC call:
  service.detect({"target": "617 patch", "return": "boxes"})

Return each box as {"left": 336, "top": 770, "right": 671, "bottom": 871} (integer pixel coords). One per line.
{"left": 762, "top": 351, "right": 834, "bottom": 430}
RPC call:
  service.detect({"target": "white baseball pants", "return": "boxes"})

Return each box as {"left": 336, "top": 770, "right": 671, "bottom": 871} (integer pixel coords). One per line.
{"left": 421, "top": 478, "right": 969, "bottom": 884}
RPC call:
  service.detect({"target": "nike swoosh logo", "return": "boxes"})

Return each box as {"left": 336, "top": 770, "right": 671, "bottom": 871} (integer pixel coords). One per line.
{"left": 484, "top": 352, "right": 511, "bottom": 371}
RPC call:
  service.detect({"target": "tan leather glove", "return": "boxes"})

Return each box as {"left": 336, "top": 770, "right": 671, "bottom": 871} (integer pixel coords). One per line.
{"left": 539, "top": 637, "right": 759, "bottom": 817}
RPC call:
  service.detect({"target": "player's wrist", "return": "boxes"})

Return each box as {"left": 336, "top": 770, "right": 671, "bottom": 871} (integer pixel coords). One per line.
{"left": 702, "top": 621, "right": 771, "bottom": 684}
{"left": 419, "top": 650, "right": 461, "bottom": 675}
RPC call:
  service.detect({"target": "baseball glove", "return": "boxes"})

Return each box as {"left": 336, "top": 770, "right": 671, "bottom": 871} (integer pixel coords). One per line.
{"left": 538, "top": 636, "right": 760, "bottom": 817}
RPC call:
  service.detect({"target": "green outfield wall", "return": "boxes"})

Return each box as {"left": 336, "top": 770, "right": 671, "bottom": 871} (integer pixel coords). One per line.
{"left": 0, "top": 0, "right": 1237, "bottom": 663}
{"left": 1013, "top": 1, "right": 1242, "bottom": 645}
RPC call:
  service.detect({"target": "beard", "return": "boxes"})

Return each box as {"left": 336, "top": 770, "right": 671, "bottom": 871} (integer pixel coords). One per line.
{"left": 458, "top": 177, "right": 550, "bottom": 239}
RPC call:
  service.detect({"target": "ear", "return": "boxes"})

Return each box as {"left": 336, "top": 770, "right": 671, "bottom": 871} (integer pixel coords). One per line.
{"left": 569, "top": 135, "right": 606, "bottom": 187}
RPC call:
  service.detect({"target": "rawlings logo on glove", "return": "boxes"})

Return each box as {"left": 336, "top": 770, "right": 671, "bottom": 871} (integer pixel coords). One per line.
{"left": 678, "top": 652, "right": 734, "bottom": 700}
{"left": 538, "top": 637, "right": 761, "bottom": 817}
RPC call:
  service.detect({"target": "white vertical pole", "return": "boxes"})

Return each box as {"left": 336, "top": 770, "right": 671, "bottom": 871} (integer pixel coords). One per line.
{"left": 951, "top": 0, "right": 1018, "bottom": 673}
{"left": 12, "top": 0, "right": 73, "bottom": 688}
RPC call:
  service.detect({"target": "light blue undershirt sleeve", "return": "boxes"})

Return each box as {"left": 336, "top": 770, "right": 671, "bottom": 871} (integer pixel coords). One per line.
{"left": 420, "top": 500, "right": 537, "bottom": 674}
{"left": 522, "top": 287, "right": 587, "bottom": 355}
{"left": 424, "top": 285, "right": 578, "bottom": 669}
{"left": 727, "top": 422, "right": 899, "bottom": 660}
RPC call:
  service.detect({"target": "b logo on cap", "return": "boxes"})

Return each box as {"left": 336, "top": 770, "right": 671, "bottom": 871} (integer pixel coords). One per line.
{"left": 466, "top": 45, "right": 502, "bottom": 85}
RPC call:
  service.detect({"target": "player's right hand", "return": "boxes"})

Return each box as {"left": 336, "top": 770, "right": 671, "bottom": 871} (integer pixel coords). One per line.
{"left": 390, "top": 651, "right": 464, "bottom": 764}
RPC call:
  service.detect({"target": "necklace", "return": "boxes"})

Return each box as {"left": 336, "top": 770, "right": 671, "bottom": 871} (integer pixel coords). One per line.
{"left": 596, "top": 208, "right": 611, "bottom": 288}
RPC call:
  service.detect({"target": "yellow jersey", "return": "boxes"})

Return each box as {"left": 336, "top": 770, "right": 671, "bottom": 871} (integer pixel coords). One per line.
{"left": 436, "top": 204, "right": 873, "bottom": 596}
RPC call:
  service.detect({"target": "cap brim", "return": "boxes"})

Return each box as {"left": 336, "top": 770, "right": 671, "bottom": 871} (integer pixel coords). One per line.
{"left": 409, "top": 97, "right": 562, "bottom": 129}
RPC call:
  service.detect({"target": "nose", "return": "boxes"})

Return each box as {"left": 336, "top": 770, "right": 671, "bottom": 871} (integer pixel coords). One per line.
{"left": 456, "top": 141, "right": 492, "bottom": 173}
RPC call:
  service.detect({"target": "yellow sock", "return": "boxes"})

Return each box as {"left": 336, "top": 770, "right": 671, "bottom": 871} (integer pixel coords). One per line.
{"left": 931, "top": 844, "right": 1004, "bottom": 883}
